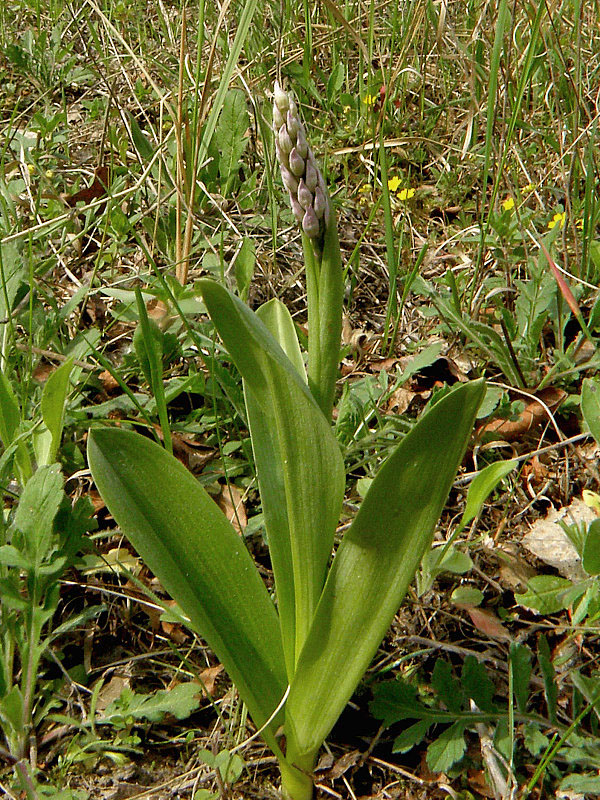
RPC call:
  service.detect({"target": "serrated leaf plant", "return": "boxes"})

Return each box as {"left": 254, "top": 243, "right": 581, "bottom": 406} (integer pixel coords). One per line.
{"left": 87, "top": 83, "right": 485, "bottom": 800}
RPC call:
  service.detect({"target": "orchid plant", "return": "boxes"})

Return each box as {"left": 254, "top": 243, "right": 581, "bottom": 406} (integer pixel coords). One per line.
{"left": 87, "top": 83, "right": 484, "bottom": 800}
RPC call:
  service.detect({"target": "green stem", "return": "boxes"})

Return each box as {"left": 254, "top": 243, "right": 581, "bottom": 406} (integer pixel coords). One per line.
{"left": 303, "top": 212, "right": 344, "bottom": 420}
{"left": 304, "top": 235, "right": 322, "bottom": 413}
{"left": 279, "top": 748, "right": 317, "bottom": 800}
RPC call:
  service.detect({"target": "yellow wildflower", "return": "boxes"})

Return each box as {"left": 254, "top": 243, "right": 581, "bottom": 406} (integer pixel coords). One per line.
{"left": 501, "top": 197, "right": 515, "bottom": 211}
{"left": 357, "top": 184, "right": 371, "bottom": 205}
{"left": 27, "top": 164, "right": 35, "bottom": 175}
{"left": 522, "top": 182, "right": 535, "bottom": 193}
{"left": 548, "top": 211, "right": 566, "bottom": 229}
{"left": 387, "top": 176, "right": 402, "bottom": 192}
{"left": 363, "top": 94, "right": 377, "bottom": 106}
{"left": 397, "top": 188, "right": 415, "bottom": 201}
{"left": 45, "top": 170, "right": 54, "bottom": 179}
{"left": 576, "top": 218, "right": 584, "bottom": 230}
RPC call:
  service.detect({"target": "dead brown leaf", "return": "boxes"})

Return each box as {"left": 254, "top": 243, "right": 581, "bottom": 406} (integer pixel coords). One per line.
{"left": 458, "top": 605, "right": 512, "bottom": 642}
{"left": 99, "top": 369, "right": 120, "bottom": 394}
{"left": 477, "top": 387, "right": 567, "bottom": 441}
{"left": 63, "top": 165, "right": 111, "bottom": 207}
{"left": 197, "top": 664, "right": 224, "bottom": 697}
{"left": 217, "top": 483, "right": 247, "bottom": 536}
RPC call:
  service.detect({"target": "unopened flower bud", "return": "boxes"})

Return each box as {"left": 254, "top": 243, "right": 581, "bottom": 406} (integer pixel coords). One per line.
{"left": 273, "top": 105, "right": 285, "bottom": 129}
{"left": 274, "top": 81, "right": 289, "bottom": 113}
{"left": 302, "top": 206, "right": 320, "bottom": 238}
{"left": 295, "top": 128, "right": 308, "bottom": 159}
{"left": 287, "top": 108, "right": 300, "bottom": 138}
{"left": 314, "top": 186, "right": 327, "bottom": 219}
{"left": 304, "top": 160, "right": 318, "bottom": 193}
{"left": 289, "top": 148, "right": 305, "bottom": 177}
{"left": 297, "top": 179, "right": 313, "bottom": 210}
{"left": 280, "top": 166, "right": 298, "bottom": 195}
{"left": 290, "top": 195, "right": 304, "bottom": 224}
{"left": 278, "top": 124, "right": 294, "bottom": 155}
{"left": 273, "top": 82, "right": 332, "bottom": 255}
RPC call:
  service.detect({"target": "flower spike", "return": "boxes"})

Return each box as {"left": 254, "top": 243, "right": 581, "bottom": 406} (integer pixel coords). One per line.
{"left": 273, "top": 81, "right": 330, "bottom": 255}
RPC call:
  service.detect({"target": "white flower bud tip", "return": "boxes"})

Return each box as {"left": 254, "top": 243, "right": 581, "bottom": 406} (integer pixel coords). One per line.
{"left": 273, "top": 81, "right": 289, "bottom": 113}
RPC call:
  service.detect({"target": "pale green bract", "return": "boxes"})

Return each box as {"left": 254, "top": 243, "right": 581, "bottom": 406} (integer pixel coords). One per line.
{"left": 87, "top": 83, "right": 484, "bottom": 800}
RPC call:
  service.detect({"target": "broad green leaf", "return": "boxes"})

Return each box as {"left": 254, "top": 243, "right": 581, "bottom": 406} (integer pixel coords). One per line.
{"left": 243, "top": 299, "right": 305, "bottom": 676}
{"left": 523, "top": 723, "right": 549, "bottom": 757}
{"left": 515, "top": 575, "right": 572, "bottom": 614}
{"left": 582, "top": 378, "right": 600, "bottom": 446}
{"left": 199, "top": 280, "right": 344, "bottom": 670}
{"left": 14, "top": 464, "right": 63, "bottom": 569}
{"left": 426, "top": 721, "right": 467, "bottom": 772}
{"left": 509, "top": 643, "right": 532, "bottom": 713}
{"left": 424, "top": 545, "right": 472, "bottom": 577}
{"left": 103, "top": 683, "right": 200, "bottom": 724}
{"left": 583, "top": 519, "right": 600, "bottom": 575}
{"left": 256, "top": 299, "right": 305, "bottom": 380}
{"left": 326, "top": 63, "right": 345, "bottom": 101}
{"left": 34, "top": 358, "right": 74, "bottom": 467}
{"left": 216, "top": 89, "right": 249, "bottom": 193}
{"left": 0, "top": 240, "right": 26, "bottom": 318}
{"left": 0, "top": 368, "right": 31, "bottom": 483}
{"left": 214, "top": 750, "right": 245, "bottom": 784}
{"left": 369, "top": 678, "right": 421, "bottom": 726}
{"left": 432, "top": 660, "right": 463, "bottom": 714}
{"left": 461, "top": 655, "right": 495, "bottom": 712}
{"left": 0, "top": 544, "right": 32, "bottom": 570}
{"left": 0, "top": 685, "right": 25, "bottom": 736}
{"left": 570, "top": 669, "right": 600, "bottom": 711}
{"left": 559, "top": 775, "right": 600, "bottom": 793}
{"left": 87, "top": 428, "right": 286, "bottom": 742}
{"left": 286, "top": 379, "right": 485, "bottom": 758}
{"left": 451, "top": 586, "right": 483, "bottom": 606}
{"left": 127, "top": 111, "right": 155, "bottom": 160}
{"left": 493, "top": 717, "right": 512, "bottom": 761}
{"left": 460, "top": 459, "right": 518, "bottom": 528}
{"left": 0, "top": 366, "right": 20, "bottom": 446}
{"left": 392, "top": 719, "right": 431, "bottom": 754}
{"left": 234, "top": 238, "right": 256, "bottom": 302}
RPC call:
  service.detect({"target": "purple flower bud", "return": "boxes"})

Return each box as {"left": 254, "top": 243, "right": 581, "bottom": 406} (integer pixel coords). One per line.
{"left": 302, "top": 206, "right": 320, "bottom": 238}
{"left": 278, "top": 124, "right": 293, "bottom": 155}
{"left": 317, "top": 170, "right": 327, "bottom": 195}
{"left": 280, "top": 164, "right": 299, "bottom": 194}
{"left": 304, "top": 159, "right": 318, "bottom": 193}
{"left": 290, "top": 194, "right": 304, "bottom": 225}
{"left": 297, "top": 179, "right": 313, "bottom": 210}
{"left": 289, "top": 148, "right": 305, "bottom": 177}
{"left": 286, "top": 108, "right": 299, "bottom": 138}
{"left": 275, "top": 140, "right": 289, "bottom": 170}
{"left": 314, "top": 185, "right": 327, "bottom": 219}
{"left": 295, "top": 128, "right": 308, "bottom": 159}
